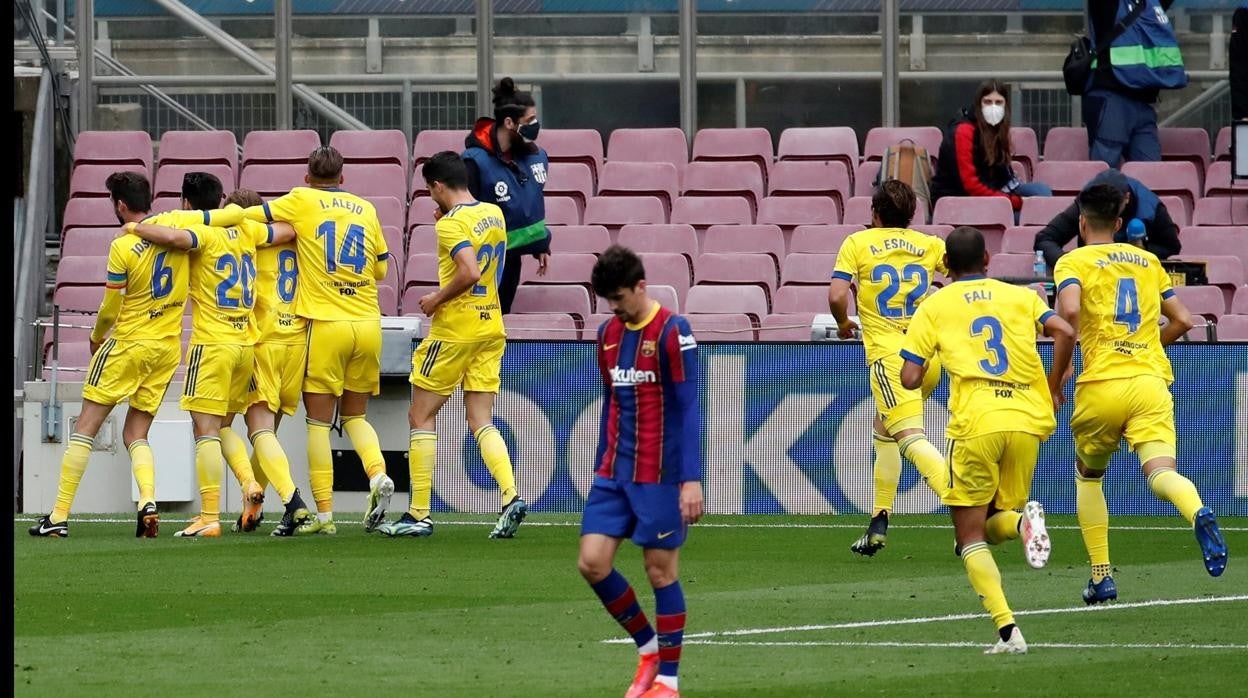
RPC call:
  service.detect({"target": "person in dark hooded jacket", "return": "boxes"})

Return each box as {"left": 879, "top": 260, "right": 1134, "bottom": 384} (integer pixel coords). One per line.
{"left": 462, "top": 77, "right": 551, "bottom": 315}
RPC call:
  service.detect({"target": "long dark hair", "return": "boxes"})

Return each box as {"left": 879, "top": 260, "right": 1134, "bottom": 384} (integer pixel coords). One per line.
{"left": 973, "top": 79, "right": 1012, "bottom": 168}
{"left": 493, "top": 77, "right": 535, "bottom": 125}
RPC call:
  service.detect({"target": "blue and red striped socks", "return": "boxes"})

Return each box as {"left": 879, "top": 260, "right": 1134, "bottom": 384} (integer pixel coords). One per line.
{"left": 654, "top": 580, "right": 687, "bottom": 690}
{"left": 591, "top": 569, "right": 657, "bottom": 650}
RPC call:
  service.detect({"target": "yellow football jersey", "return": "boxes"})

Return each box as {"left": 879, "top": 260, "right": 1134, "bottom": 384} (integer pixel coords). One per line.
{"left": 426, "top": 201, "right": 508, "bottom": 343}
{"left": 901, "top": 276, "right": 1056, "bottom": 440}
{"left": 104, "top": 233, "right": 190, "bottom": 340}
{"left": 1054, "top": 243, "right": 1174, "bottom": 385}
{"left": 256, "top": 187, "right": 388, "bottom": 321}
{"left": 832, "top": 227, "right": 948, "bottom": 364}
{"left": 253, "top": 240, "right": 306, "bottom": 345}
{"left": 145, "top": 210, "right": 268, "bottom": 345}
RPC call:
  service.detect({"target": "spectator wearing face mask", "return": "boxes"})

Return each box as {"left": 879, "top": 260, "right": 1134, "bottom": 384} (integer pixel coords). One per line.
{"left": 462, "top": 77, "right": 551, "bottom": 315}
{"left": 931, "top": 80, "right": 1052, "bottom": 219}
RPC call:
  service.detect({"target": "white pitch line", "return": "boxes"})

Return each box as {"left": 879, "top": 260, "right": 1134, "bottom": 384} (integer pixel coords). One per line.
{"left": 685, "top": 640, "right": 1248, "bottom": 651}
{"left": 602, "top": 595, "right": 1248, "bottom": 644}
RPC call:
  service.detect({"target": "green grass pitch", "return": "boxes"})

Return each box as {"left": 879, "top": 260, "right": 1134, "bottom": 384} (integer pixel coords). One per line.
{"left": 13, "top": 514, "right": 1247, "bottom": 696}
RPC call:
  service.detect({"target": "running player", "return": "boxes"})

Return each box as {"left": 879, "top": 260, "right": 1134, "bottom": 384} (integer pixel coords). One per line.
{"left": 578, "top": 245, "right": 703, "bottom": 698}
{"left": 30, "top": 172, "right": 188, "bottom": 538}
{"left": 829, "top": 180, "right": 950, "bottom": 555}
{"left": 376, "top": 151, "right": 527, "bottom": 539}
{"left": 217, "top": 146, "right": 395, "bottom": 534}
{"left": 900, "top": 226, "right": 1075, "bottom": 654}
{"left": 1055, "top": 183, "right": 1228, "bottom": 604}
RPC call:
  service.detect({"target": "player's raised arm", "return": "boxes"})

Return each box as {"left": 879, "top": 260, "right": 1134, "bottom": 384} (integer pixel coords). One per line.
{"left": 125, "top": 221, "right": 197, "bottom": 251}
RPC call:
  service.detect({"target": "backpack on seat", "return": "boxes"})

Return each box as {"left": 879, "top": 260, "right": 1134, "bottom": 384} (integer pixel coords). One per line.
{"left": 876, "top": 139, "right": 935, "bottom": 223}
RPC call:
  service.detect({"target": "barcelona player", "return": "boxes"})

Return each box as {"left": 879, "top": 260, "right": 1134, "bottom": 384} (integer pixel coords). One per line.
{"left": 217, "top": 146, "right": 395, "bottom": 534}
{"left": 1055, "top": 184, "right": 1228, "bottom": 604}
{"left": 30, "top": 172, "right": 188, "bottom": 538}
{"left": 828, "top": 180, "right": 950, "bottom": 555}
{"left": 376, "top": 151, "right": 527, "bottom": 539}
{"left": 578, "top": 246, "right": 703, "bottom": 698}
{"left": 901, "top": 226, "right": 1075, "bottom": 654}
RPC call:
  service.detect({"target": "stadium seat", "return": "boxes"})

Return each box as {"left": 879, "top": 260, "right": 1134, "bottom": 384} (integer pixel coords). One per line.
{"left": 239, "top": 163, "right": 308, "bottom": 197}
{"left": 1232, "top": 284, "right": 1248, "bottom": 315}
{"left": 584, "top": 313, "right": 616, "bottom": 332}
{"left": 638, "top": 253, "right": 692, "bottom": 307}
{"left": 686, "top": 285, "right": 769, "bottom": 322}
{"left": 73, "top": 130, "right": 153, "bottom": 174}
{"left": 682, "top": 161, "right": 766, "bottom": 216}
{"left": 157, "top": 130, "right": 239, "bottom": 174}
{"left": 378, "top": 283, "right": 398, "bottom": 316}
{"left": 1032, "top": 160, "right": 1109, "bottom": 196}
{"left": 1121, "top": 161, "right": 1201, "bottom": 218}
{"left": 703, "top": 224, "right": 786, "bottom": 267}
{"left": 1002, "top": 226, "right": 1042, "bottom": 255}
{"left": 1204, "top": 161, "right": 1248, "bottom": 198}
{"left": 756, "top": 196, "right": 840, "bottom": 233}
{"left": 1158, "top": 195, "right": 1189, "bottom": 227}
{"left": 545, "top": 195, "right": 581, "bottom": 225}
{"left": 520, "top": 252, "right": 598, "bottom": 287}
{"left": 1158, "top": 127, "right": 1211, "bottom": 186}
{"left": 1216, "top": 314, "right": 1248, "bottom": 341}
{"left": 153, "top": 163, "right": 236, "bottom": 198}
{"left": 841, "top": 197, "right": 873, "bottom": 226}
{"left": 931, "top": 196, "right": 1013, "bottom": 250}
{"left": 606, "top": 128, "right": 690, "bottom": 185}
{"left": 549, "top": 224, "right": 611, "bottom": 255}
{"left": 406, "top": 225, "right": 437, "bottom": 256}
{"left": 780, "top": 253, "right": 838, "bottom": 287}
{"left": 545, "top": 162, "right": 596, "bottom": 214}
{"left": 617, "top": 224, "right": 699, "bottom": 262}
{"left": 55, "top": 256, "right": 107, "bottom": 291}
{"left": 365, "top": 196, "right": 405, "bottom": 232}
{"left": 789, "top": 224, "right": 860, "bottom": 254}
{"left": 382, "top": 226, "right": 404, "bottom": 264}
{"left": 406, "top": 201, "right": 439, "bottom": 227}
{"left": 684, "top": 313, "right": 756, "bottom": 341}
{"left": 1170, "top": 256, "right": 1244, "bottom": 309}
{"left": 1178, "top": 227, "right": 1248, "bottom": 275}
{"left": 504, "top": 313, "right": 580, "bottom": 340}
{"left": 1041, "top": 127, "right": 1088, "bottom": 162}
{"left": 541, "top": 129, "right": 605, "bottom": 187}
{"left": 400, "top": 285, "right": 438, "bottom": 316}
{"left": 150, "top": 197, "right": 181, "bottom": 214}
{"left": 776, "top": 127, "right": 859, "bottom": 182}
{"left": 42, "top": 341, "right": 94, "bottom": 381}
{"left": 1019, "top": 196, "right": 1074, "bottom": 227}
{"left": 596, "top": 284, "right": 680, "bottom": 314}
{"left": 403, "top": 254, "right": 440, "bottom": 288}
{"left": 413, "top": 129, "right": 467, "bottom": 170}
{"left": 70, "top": 163, "right": 149, "bottom": 198}
{"left": 62, "top": 198, "right": 123, "bottom": 233}
{"left": 1192, "top": 196, "right": 1248, "bottom": 226}
{"left": 584, "top": 196, "right": 667, "bottom": 233}
{"left": 341, "top": 163, "right": 407, "bottom": 201}
{"left": 691, "top": 127, "right": 775, "bottom": 185}
{"left": 774, "top": 286, "right": 845, "bottom": 314}
{"left": 61, "top": 228, "right": 117, "bottom": 257}
{"left": 695, "top": 252, "right": 778, "bottom": 299}
{"left": 1010, "top": 127, "right": 1040, "bottom": 181}
{"left": 767, "top": 160, "right": 851, "bottom": 213}
{"left": 241, "top": 129, "right": 320, "bottom": 167}
{"left": 863, "top": 127, "right": 943, "bottom": 165}
{"left": 598, "top": 161, "right": 680, "bottom": 217}
{"left": 330, "top": 129, "right": 408, "bottom": 170}
{"left": 670, "top": 196, "right": 753, "bottom": 231}
{"left": 854, "top": 161, "right": 880, "bottom": 197}
{"left": 987, "top": 252, "right": 1039, "bottom": 280}
{"left": 913, "top": 224, "right": 954, "bottom": 239}
{"left": 1174, "top": 285, "right": 1226, "bottom": 321}
{"left": 511, "top": 284, "right": 593, "bottom": 321}
{"left": 1214, "top": 126, "right": 1231, "bottom": 162}
{"left": 42, "top": 312, "right": 95, "bottom": 355}
{"left": 52, "top": 285, "right": 105, "bottom": 313}
{"left": 760, "top": 313, "right": 819, "bottom": 340}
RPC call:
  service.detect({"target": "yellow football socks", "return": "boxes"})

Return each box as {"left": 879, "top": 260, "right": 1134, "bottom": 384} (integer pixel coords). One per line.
{"left": 128, "top": 439, "right": 156, "bottom": 508}
{"left": 250, "top": 450, "right": 270, "bottom": 493}
{"left": 342, "top": 415, "right": 386, "bottom": 481}
{"left": 986, "top": 510, "right": 1022, "bottom": 545}
{"left": 475, "top": 424, "right": 517, "bottom": 507}
{"left": 961, "top": 541, "right": 1014, "bottom": 630}
{"left": 51, "top": 434, "right": 94, "bottom": 523}
{"left": 409, "top": 430, "right": 436, "bottom": 520}
{"left": 307, "top": 419, "right": 334, "bottom": 514}
{"left": 1147, "top": 468, "right": 1204, "bottom": 525}
{"left": 898, "top": 433, "right": 949, "bottom": 499}
{"left": 252, "top": 429, "right": 296, "bottom": 504}
{"left": 871, "top": 434, "right": 902, "bottom": 516}
{"left": 1076, "top": 471, "right": 1111, "bottom": 581}
{"left": 219, "top": 427, "right": 256, "bottom": 487}
{"left": 195, "top": 436, "right": 223, "bottom": 522}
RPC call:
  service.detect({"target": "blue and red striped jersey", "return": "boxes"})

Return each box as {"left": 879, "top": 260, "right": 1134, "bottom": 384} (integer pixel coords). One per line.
{"left": 595, "top": 303, "right": 701, "bottom": 485}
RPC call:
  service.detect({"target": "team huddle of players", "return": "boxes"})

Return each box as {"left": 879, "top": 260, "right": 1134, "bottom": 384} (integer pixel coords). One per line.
{"left": 28, "top": 148, "right": 1230, "bottom": 693}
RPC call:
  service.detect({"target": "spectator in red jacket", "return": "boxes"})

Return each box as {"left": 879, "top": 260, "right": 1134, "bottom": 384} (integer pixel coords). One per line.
{"left": 931, "top": 80, "right": 1051, "bottom": 221}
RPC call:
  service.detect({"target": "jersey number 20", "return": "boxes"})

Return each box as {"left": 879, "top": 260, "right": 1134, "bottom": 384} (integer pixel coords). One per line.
{"left": 216, "top": 253, "right": 256, "bottom": 309}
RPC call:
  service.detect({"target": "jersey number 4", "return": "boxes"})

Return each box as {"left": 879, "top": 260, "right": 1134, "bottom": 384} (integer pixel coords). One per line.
{"left": 317, "top": 221, "right": 367, "bottom": 274}
{"left": 1114, "top": 278, "right": 1142, "bottom": 332}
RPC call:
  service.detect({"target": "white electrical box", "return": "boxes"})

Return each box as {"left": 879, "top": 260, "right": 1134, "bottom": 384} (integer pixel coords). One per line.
{"left": 131, "top": 416, "right": 196, "bottom": 502}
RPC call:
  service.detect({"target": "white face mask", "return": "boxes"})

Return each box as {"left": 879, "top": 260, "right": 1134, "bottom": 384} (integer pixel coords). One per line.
{"left": 982, "top": 104, "right": 1006, "bottom": 126}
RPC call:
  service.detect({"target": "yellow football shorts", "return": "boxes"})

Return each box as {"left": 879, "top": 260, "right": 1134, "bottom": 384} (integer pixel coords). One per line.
{"left": 410, "top": 337, "right": 506, "bottom": 396}
{"left": 81, "top": 338, "right": 180, "bottom": 415}
{"left": 870, "top": 352, "right": 942, "bottom": 433}
{"left": 180, "top": 343, "right": 255, "bottom": 416}
{"left": 1071, "top": 376, "right": 1176, "bottom": 459}
{"left": 249, "top": 342, "right": 307, "bottom": 416}
{"left": 943, "top": 431, "right": 1041, "bottom": 510}
{"left": 304, "top": 318, "right": 382, "bottom": 396}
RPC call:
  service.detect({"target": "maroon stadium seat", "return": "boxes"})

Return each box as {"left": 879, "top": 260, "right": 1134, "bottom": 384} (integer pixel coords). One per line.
{"left": 638, "top": 253, "right": 692, "bottom": 307}
{"left": 686, "top": 284, "right": 769, "bottom": 320}
{"left": 863, "top": 127, "right": 943, "bottom": 165}
{"left": 1010, "top": 127, "right": 1040, "bottom": 181}
{"left": 545, "top": 162, "right": 595, "bottom": 214}
{"left": 670, "top": 196, "right": 753, "bottom": 231}
{"left": 1002, "top": 226, "right": 1042, "bottom": 255}
{"left": 777, "top": 126, "right": 859, "bottom": 185}
{"left": 685, "top": 313, "right": 756, "bottom": 341}
{"left": 330, "top": 129, "right": 408, "bottom": 170}
{"left": 1019, "top": 196, "right": 1074, "bottom": 227}
{"left": 158, "top": 130, "right": 239, "bottom": 173}
{"left": 767, "top": 160, "right": 851, "bottom": 213}
{"left": 545, "top": 195, "right": 581, "bottom": 225}
{"left": 341, "top": 163, "right": 407, "bottom": 201}
{"left": 153, "top": 163, "right": 237, "bottom": 198}
{"left": 1041, "top": 127, "right": 1088, "bottom": 162}
{"left": 504, "top": 313, "right": 580, "bottom": 340}
{"left": 1192, "top": 197, "right": 1248, "bottom": 226}
{"left": 241, "top": 129, "right": 320, "bottom": 167}
{"left": 511, "top": 285, "right": 593, "bottom": 320}
{"left": 842, "top": 197, "right": 873, "bottom": 226}
{"left": 541, "top": 129, "right": 605, "bottom": 187}
{"left": 789, "top": 224, "right": 860, "bottom": 255}
{"left": 239, "top": 163, "right": 308, "bottom": 197}
{"left": 1122, "top": 161, "right": 1201, "bottom": 218}
{"left": 682, "top": 161, "right": 766, "bottom": 216}
{"left": 364, "top": 196, "right": 405, "bottom": 232}
{"left": 1204, "top": 161, "right": 1248, "bottom": 198}
{"left": 760, "top": 313, "right": 818, "bottom": 340}
{"left": 703, "top": 224, "right": 785, "bottom": 266}
{"left": 548, "top": 224, "right": 611, "bottom": 254}
{"left": 780, "top": 253, "right": 838, "bottom": 287}
{"left": 607, "top": 128, "right": 690, "bottom": 184}
{"left": 617, "top": 224, "right": 699, "bottom": 262}
{"left": 1033, "top": 161, "right": 1109, "bottom": 196}
{"left": 584, "top": 196, "right": 667, "bottom": 234}
{"left": 73, "top": 130, "right": 153, "bottom": 174}
{"left": 70, "top": 164, "right": 149, "bottom": 198}
{"left": 691, "top": 127, "right": 775, "bottom": 185}
{"left": 413, "top": 129, "right": 466, "bottom": 170}
{"left": 598, "top": 161, "right": 680, "bottom": 217}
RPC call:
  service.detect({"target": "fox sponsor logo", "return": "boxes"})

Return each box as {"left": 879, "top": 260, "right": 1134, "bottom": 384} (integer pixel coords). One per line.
{"left": 610, "top": 366, "right": 657, "bottom": 385}
{"left": 338, "top": 287, "right": 358, "bottom": 296}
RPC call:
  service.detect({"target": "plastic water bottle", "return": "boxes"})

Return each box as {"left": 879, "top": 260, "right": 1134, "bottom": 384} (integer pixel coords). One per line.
{"left": 1126, "top": 218, "right": 1146, "bottom": 243}
{"left": 1033, "top": 250, "right": 1046, "bottom": 278}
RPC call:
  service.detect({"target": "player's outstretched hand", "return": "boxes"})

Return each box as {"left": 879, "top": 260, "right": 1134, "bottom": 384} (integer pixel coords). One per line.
{"left": 419, "top": 292, "right": 440, "bottom": 317}
{"left": 837, "top": 319, "right": 859, "bottom": 340}
{"left": 680, "top": 481, "right": 703, "bottom": 525}
{"left": 535, "top": 252, "right": 549, "bottom": 277}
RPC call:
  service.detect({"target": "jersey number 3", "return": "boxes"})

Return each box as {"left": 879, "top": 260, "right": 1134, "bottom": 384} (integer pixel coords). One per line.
{"left": 971, "top": 316, "right": 1009, "bottom": 376}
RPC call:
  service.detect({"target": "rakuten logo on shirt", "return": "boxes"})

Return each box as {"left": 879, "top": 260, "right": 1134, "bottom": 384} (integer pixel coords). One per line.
{"left": 610, "top": 366, "right": 658, "bottom": 386}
